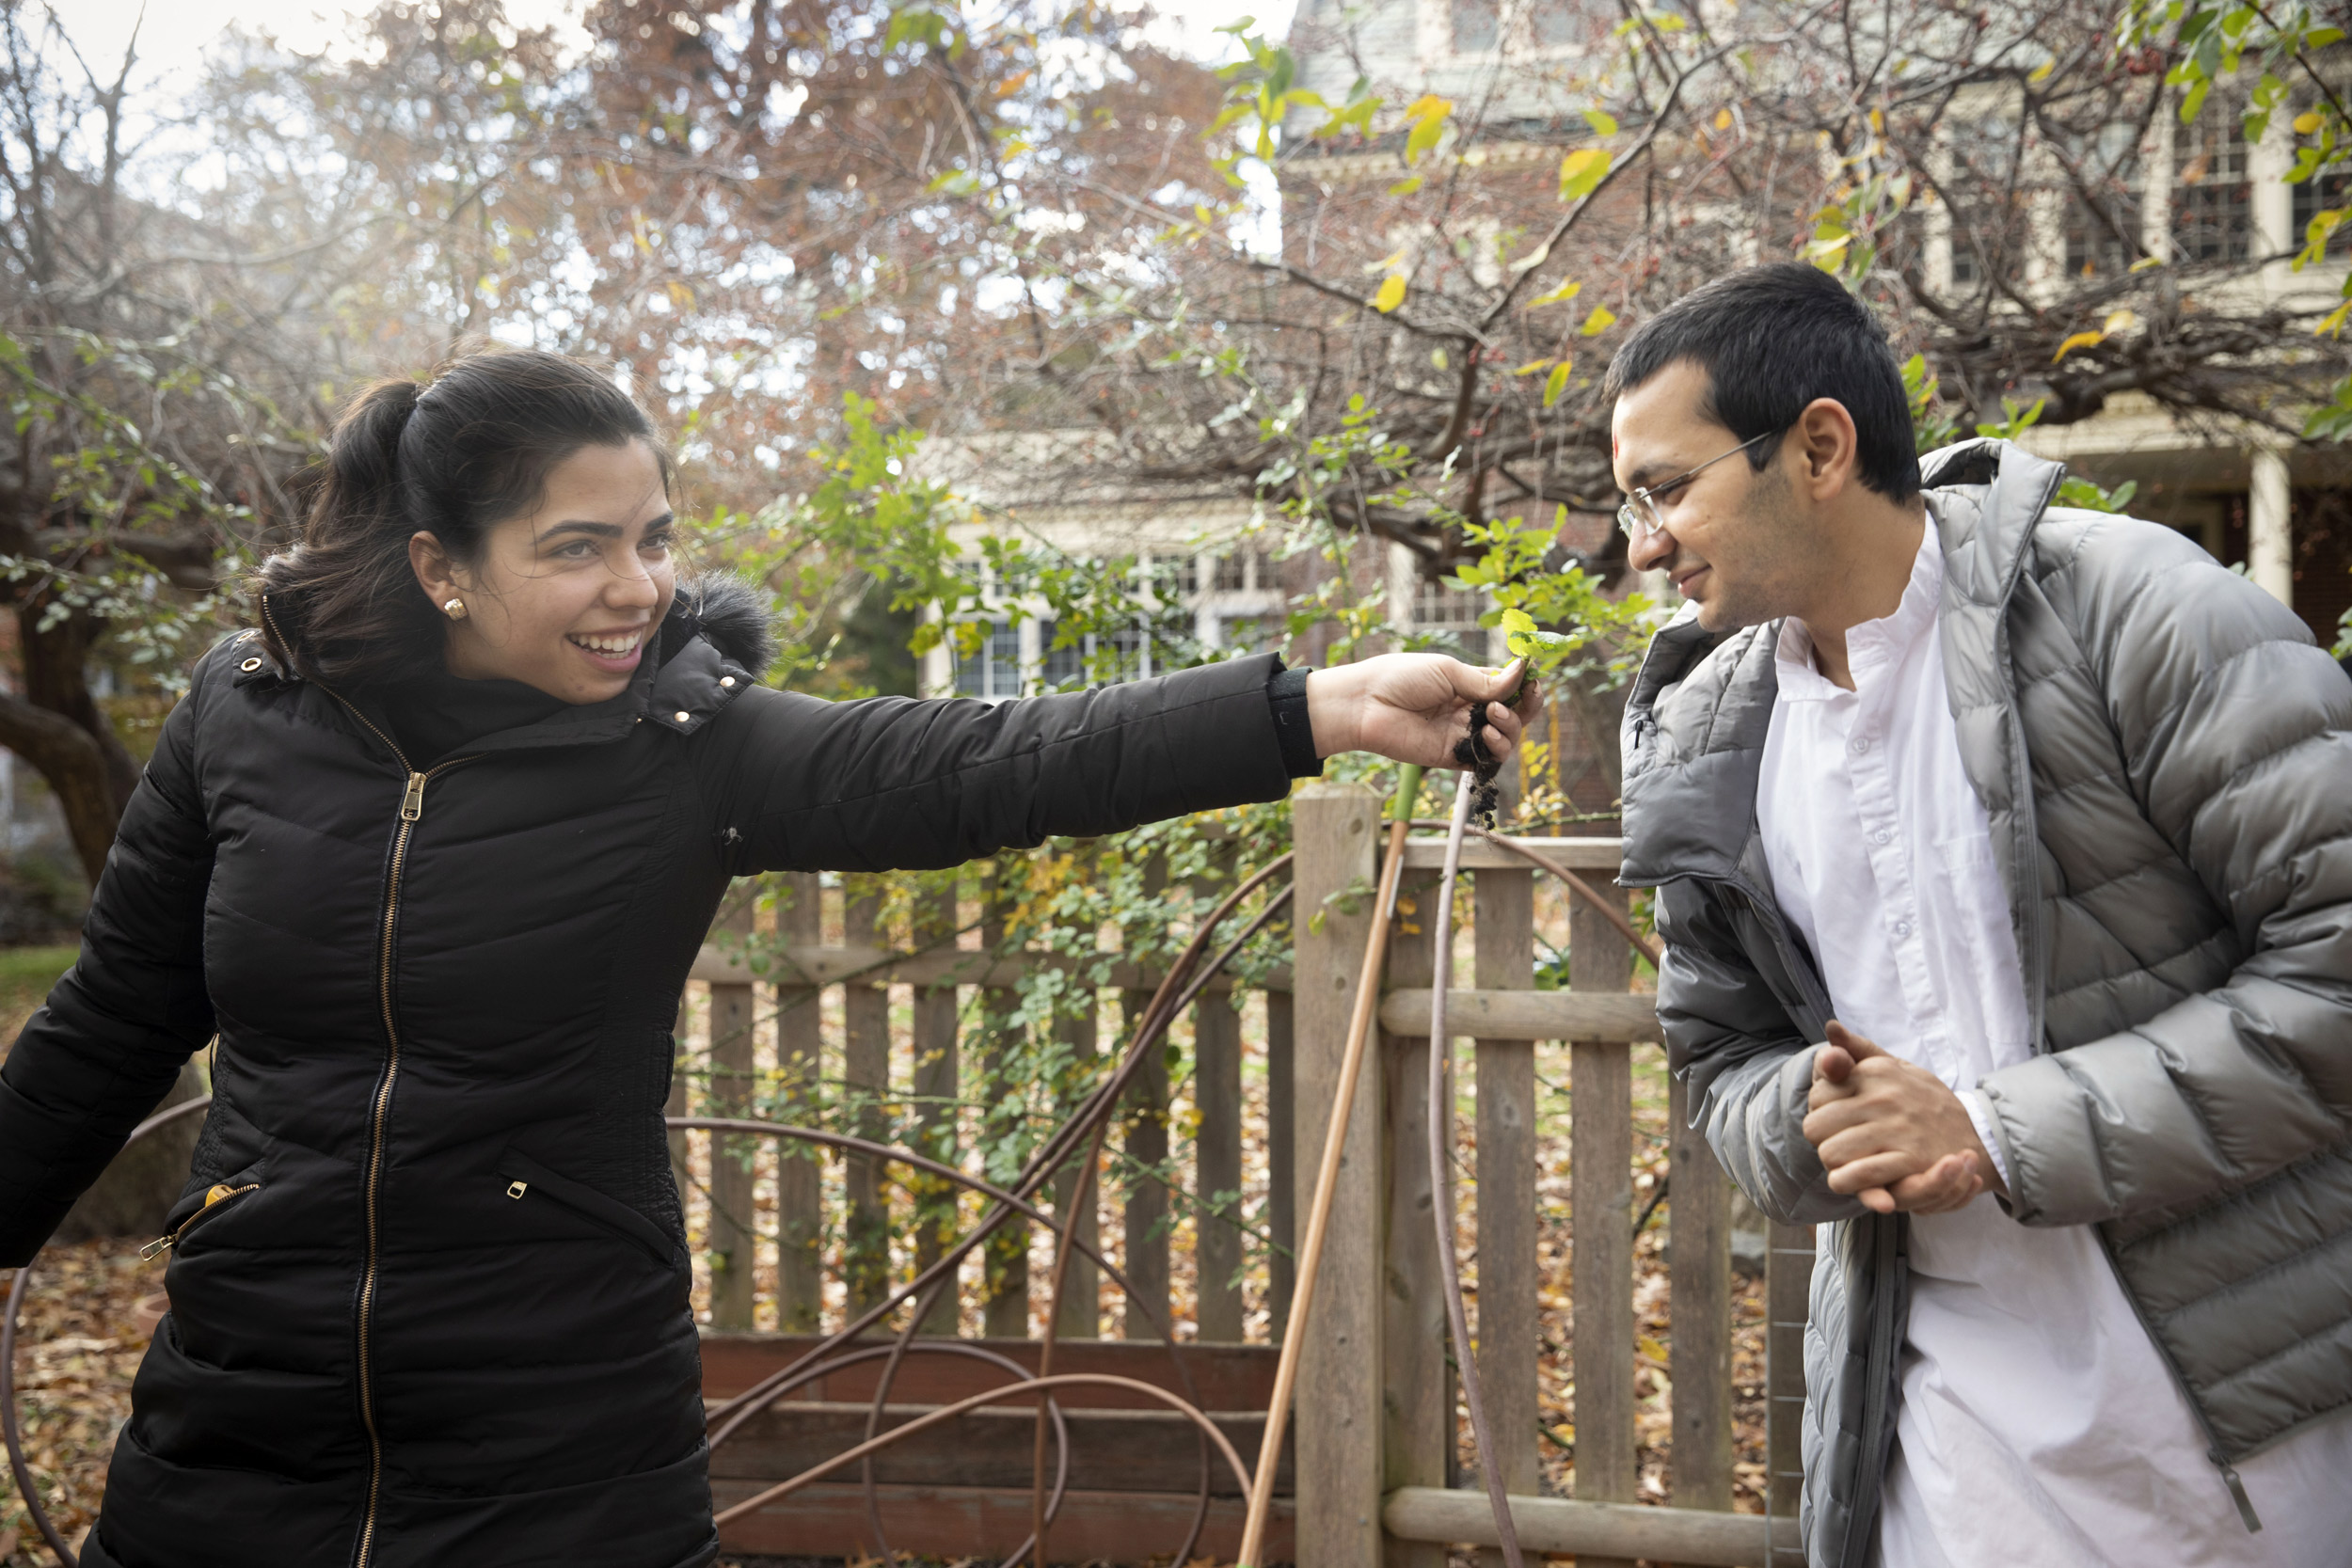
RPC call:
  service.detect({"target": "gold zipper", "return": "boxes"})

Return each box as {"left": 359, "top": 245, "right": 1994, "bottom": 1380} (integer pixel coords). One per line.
{"left": 139, "top": 1182, "right": 259, "bottom": 1260}
{"left": 260, "top": 610, "right": 477, "bottom": 1568}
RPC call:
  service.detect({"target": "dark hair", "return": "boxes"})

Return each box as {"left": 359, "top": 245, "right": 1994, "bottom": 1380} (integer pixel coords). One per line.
{"left": 257, "top": 345, "right": 670, "bottom": 685}
{"left": 1601, "top": 263, "right": 1920, "bottom": 502}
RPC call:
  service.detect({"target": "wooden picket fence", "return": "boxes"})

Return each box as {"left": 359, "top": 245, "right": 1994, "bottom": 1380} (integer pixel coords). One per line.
{"left": 673, "top": 781, "right": 1810, "bottom": 1565}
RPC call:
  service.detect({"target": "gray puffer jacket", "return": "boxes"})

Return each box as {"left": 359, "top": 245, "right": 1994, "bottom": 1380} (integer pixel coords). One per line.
{"left": 1618, "top": 439, "right": 2352, "bottom": 1568}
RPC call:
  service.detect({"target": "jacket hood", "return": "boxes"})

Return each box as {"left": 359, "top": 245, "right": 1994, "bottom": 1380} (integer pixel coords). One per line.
{"left": 665, "top": 574, "right": 777, "bottom": 677}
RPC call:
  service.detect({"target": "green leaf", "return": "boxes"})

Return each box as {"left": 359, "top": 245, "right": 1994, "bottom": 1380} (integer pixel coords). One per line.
{"left": 1390, "top": 175, "right": 1424, "bottom": 196}
{"left": 1579, "top": 305, "right": 1617, "bottom": 337}
{"left": 1543, "top": 361, "right": 1573, "bottom": 406}
{"left": 1558, "top": 147, "right": 1612, "bottom": 201}
{"left": 1582, "top": 108, "right": 1619, "bottom": 136}
{"left": 1404, "top": 95, "right": 1453, "bottom": 163}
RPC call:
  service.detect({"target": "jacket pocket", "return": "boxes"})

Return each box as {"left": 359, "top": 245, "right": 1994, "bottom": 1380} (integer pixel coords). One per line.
{"left": 495, "top": 1148, "right": 676, "bottom": 1265}
{"left": 141, "top": 1180, "right": 261, "bottom": 1260}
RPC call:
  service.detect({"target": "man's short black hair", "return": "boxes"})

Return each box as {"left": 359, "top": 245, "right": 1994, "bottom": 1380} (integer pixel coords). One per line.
{"left": 1602, "top": 263, "right": 1921, "bottom": 502}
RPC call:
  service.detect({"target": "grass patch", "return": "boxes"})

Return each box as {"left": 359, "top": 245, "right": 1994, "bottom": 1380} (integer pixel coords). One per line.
{"left": 0, "top": 942, "right": 77, "bottom": 1057}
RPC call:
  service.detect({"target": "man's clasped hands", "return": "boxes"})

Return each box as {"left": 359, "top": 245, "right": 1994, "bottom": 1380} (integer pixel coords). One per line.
{"left": 1804, "top": 1022, "right": 2006, "bottom": 1215}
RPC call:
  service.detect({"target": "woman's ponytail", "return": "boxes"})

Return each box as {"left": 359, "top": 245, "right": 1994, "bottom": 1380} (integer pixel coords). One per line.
{"left": 255, "top": 348, "right": 667, "bottom": 686}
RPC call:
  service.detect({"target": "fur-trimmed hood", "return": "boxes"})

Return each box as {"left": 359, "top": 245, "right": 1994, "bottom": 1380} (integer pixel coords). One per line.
{"left": 663, "top": 574, "right": 777, "bottom": 678}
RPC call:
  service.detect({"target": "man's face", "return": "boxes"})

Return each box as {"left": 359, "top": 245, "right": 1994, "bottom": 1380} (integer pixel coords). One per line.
{"left": 1611, "top": 359, "right": 1812, "bottom": 633}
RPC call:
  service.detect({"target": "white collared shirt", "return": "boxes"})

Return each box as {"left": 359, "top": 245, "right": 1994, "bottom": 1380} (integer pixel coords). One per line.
{"left": 1755, "top": 520, "right": 2352, "bottom": 1567}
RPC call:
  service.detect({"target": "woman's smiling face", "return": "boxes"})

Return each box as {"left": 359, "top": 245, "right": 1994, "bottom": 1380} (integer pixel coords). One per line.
{"left": 409, "top": 439, "right": 678, "bottom": 704}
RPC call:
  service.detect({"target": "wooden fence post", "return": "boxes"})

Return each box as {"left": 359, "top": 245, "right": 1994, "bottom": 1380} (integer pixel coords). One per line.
{"left": 1668, "top": 1071, "right": 1735, "bottom": 1513}
{"left": 980, "top": 877, "right": 1029, "bottom": 1338}
{"left": 774, "top": 872, "right": 823, "bottom": 1332}
{"left": 1291, "top": 783, "right": 1383, "bottom": 1568}
{"left": 913, "top": 881, "right": 961, "bottom": 1336}
{"left": 1195, "top": 979, "right": 1245, "bottom": 1342}
{"left": 1121, "top": 854, "right": 1172, "bottom": 1340}
{"left": 842, "top": 882, "right": 892, "bottom": 1313}
{"left": 1053, "top": 994, "right": 1102, "bottom": 1339}
{"left": 1266, "top": 988, "right": 1296, "bottom": 1341}
{"left": 1569, "top": 880, "right": 1636, "bottom": 1568}
{"left": 1473, "top": 864, "right": 1539, "bottom": 1568}
{"left": 1381, "top": 864, "right": 1449, "bottom": 1568}
{"left": 707, "top": 882, "right": 759, "bottom": 1331}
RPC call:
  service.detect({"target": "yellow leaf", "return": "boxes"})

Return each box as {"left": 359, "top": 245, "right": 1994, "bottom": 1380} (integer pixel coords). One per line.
{"left": 2316, "top": 299, "right": 2352, "bottom": 337}
{"left": 1404, "top": 94, "right": 1453, "bottom": 163}
{"left": 1373, "top": 274, "right": 1407, "bottom": 313}
{"left": 2052, "top": 328, "right": 2106, "bottom": 362}
{"left": 1513, "top": 357, "right": 1555, "bottom": 375}
{"left": 1559, "top": 147, "right": 1612, "bottom": 202}
{"left": 993, "top": 70, "right": 1031, "bottom": 98}
{"left": 1580, "top": 304, "right": 1617, "bottom": 337}
{"left": 2027, "top": 57, "right": 2055, "bottom": 85}
{"left": 1543, "top": 361, "right": 1573, "bottom": 406}
{"left": 2102, "top": 308, "right": 2139, "bottom": 334}
{"left": 1582, "top": 108, "right": 1619, "bottom": 136}
{"left": 2130, "top": 254, "right": 2164, "bottom": 273}
{"left": 1528, "top": 277, "right": 1582, "bottom": 308}
{"left": 1390, "top": 175, "right": 1424, "bottom": 196}
{"left": 1639, "top": 1335, "right": 1671, "bottom": 1366}
{"left": 2295, "top": 110, "right": 2325, "bottom": 135}
{"left": 1714, "top": 108, "right": 1733, "bottom": 130}
{"left": 1365, "top": 246, "right": 1407, "bottom": 276}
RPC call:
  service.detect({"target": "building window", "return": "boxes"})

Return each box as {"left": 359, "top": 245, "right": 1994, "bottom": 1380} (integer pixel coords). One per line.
{"left": 2062, "top": 122, "right": 2142, "bottom": 277}
{"left": 1532, "top": 0, "right": 1581, "bottom": 44}
{"left": 2291, "top": 137, "right": 2351, "bottom": 258}
{"left": 1219, "top": 615, "right": 1274, "bottom": 654}
{"left": 952, "top": 619, "right": 1023, "bottom": 699}
{"left": 1039, "top": 620, "right": 1088, "bottom": 689}
{"left": 2172, "top": 100, "right": 2252, "bottom": 263}
{"left": 1453, "top": 0, "right": 1500, "bottom": 51}
{"left": 1143, "top": 553, "right": 1198, "bottom": 598}
{"left": 1946, "top": 118, "right": 2027, "bottom": 288}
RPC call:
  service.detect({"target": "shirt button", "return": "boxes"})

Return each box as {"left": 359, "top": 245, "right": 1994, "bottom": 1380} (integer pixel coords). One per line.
{"left": 674, "top": 710, "right": 691, "bottom": 723}
{"left": 1874, "top": 829, "right": 1892, "bottom": 845}
{"left": 1851, "top": 737, "right": 1869, "bottom": 754}
{"left": 1894, "top": 920, "right": 1912, "bottom": 938}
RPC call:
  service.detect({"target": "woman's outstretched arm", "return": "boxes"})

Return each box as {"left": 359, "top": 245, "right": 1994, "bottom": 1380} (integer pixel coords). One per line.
{"left": 699, "top": 651, "right": 1526, "bottom": 875}
{"left": 0, "top": 656, "right": 220, "bottom": 1266}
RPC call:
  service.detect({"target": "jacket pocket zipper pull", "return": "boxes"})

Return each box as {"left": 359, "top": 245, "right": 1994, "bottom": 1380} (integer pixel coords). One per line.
{"left": 506, "top": 1180, "right": 529, "bottom": 1199}
{"left": 141, "top": 1182, "right": 250, "bottom": 1259}
{"left": 2217, "top": 1457, "right": 2263, "bottom": 1533}
{"left": 401, "top": 771, "right": 428, "bottom": 822}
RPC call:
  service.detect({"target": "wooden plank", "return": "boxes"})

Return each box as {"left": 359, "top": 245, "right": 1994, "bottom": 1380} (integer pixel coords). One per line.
{"left": 700, "top": 1332, "right": 1284, "bottom": 1407}
{"left": 1053, "top": 994, "right": 1102, "bottom": 1340}
{"left": 1472, "top": 865, "right": 1538, "bottom": 1568}
{"left": 1400, "top": 835, "right": 1625, "bottom": 871}
{"left": 1196, "top": 983, "right": 1245, "bottom": 1342}
{"left": 1379, "top": 989, "right": 1658, "bottom": 1042}
{"left": 774, "top": 871, "right": 823, "bottom": 1333}
{"left": 711, "top": 1399, "right": 1285, "bottom": 1494}
{"left": 1669, "top": 1069, "right": 1735, "bottom": 1514}
{"left": 979, "top": 881, "right": 1027, "bottom": 1339}
{"left": 1266, "top": 989, "right": 1296, "bottom": 1341}
{"left": 1289, "top": 784, "right": 1385, "bottom": 1568}
{"left": 1570, "top": 879, "right": 1636, "bottom": 1568}
{"left": 841, "top": 886, "right": 892, "bottom": 1313}
{"left": 707, "top": 883, "right": 759, "bottom": 1332}
{"left": 1120, "top": 983, "right": 1172, "bottom": 1340}
{"left": 1382, "top": 1486, "right": 1799, "bottom": 1564}
{"left": 1766, "top": 1220, "right": 1814, "bottom": 1543}
{"left": 912, "top": 884, "right": 961, "bottom": 1337}
{"left": 691, "top": 942, "right": 1290, "bottom": 992}
{"left": 1382, "top": 866, "right": 1447, "bottom": 1568}
{"left": 715, "top": 1480, "right": 1294, "bottom": 1561}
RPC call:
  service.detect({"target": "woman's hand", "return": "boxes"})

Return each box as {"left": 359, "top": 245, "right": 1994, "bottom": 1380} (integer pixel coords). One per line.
{"left": 1305, "top": 654, "right": 1534, "bottom": 767}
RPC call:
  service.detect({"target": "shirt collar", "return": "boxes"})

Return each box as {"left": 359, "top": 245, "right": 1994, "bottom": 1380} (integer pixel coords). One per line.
{"left": 1773, "top": 522, "right": 1940, "bottom": 703}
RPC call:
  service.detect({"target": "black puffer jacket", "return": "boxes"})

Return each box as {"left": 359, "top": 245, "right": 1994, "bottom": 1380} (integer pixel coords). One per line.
{"left": 0, "top": 579, "right": 1303, "bottom": 1568}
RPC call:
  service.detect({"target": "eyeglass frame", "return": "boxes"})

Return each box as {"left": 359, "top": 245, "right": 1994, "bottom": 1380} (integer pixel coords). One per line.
{"left": 1614, "top": 428, "right": 1782, "bottom": 543}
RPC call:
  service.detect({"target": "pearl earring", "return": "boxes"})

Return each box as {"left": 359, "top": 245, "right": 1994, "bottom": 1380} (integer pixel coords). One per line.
{"left": 443, "top": 598, "right": 469, "bottom": 621}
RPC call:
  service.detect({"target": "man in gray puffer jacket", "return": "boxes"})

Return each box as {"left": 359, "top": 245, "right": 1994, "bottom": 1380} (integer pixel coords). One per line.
{"left": 1613, "top": 265, "right": 2352, "bottom": 1568}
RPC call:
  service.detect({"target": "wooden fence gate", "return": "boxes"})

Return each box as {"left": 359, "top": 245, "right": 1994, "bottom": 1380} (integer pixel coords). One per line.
{"left": 680, "top": 781, "right": 1811, "bottom": 1565}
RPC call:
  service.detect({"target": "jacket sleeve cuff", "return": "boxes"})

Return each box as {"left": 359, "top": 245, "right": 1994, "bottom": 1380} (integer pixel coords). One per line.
{"left": 1267, "top": 661, "right": 1323, "bottom": 780}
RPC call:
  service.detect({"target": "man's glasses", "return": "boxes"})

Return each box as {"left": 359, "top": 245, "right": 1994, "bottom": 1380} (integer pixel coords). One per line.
{"left": 1615, "top": 429, "right": 1780, "bottom": 543}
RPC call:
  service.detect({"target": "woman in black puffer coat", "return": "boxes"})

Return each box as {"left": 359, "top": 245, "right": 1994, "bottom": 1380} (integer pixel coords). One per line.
{"left": 0, "top": 347, "right": 1526, "bottom": 1568}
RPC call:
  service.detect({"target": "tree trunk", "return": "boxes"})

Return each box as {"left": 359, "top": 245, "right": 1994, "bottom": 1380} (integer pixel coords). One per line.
{"left": 0, "top": 598, "right": 142, "bottom": 886}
